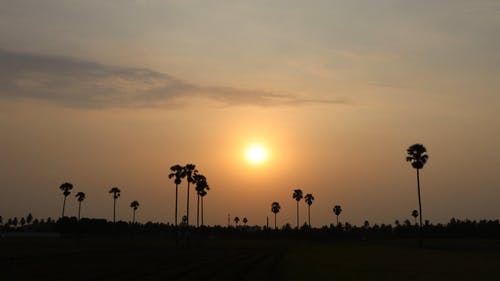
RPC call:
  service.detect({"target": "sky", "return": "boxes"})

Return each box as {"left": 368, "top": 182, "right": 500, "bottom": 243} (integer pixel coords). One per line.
{"left": 1, "top": 0, "right": 499, "bottom": 226}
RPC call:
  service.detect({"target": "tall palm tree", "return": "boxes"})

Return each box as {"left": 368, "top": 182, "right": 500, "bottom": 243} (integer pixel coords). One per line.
{"left": 333, "top": 205, "right": 342, "bottom": 225}
{"left": 183, "top": 164, "right": 198, "bottom": 226}
{"left": 75, "top": 192, "right": 86, "bottom": 220}
{"left": 109, "top": 187, "right": 121, "bottom": 223}
{"left": 234, "top": 216, "right": 240, "bottom": 226}
{"left": 292, "top": 189, "right": 303, "bottom": 229}
{"left": 59, "top": 182, "right": 73, "bottom": 218}
{"left": 411, "top": 209, "right": 419, "bottom": 225}
{"left": 271, "top": 202, "right": 281, "bottom": 229}
{"left": 168, "top": 164, "right": 185, "bottom": 226}
{"left": 406, "top": 143, "right": 429, "bottom": 229}
{"left": 194, "top": 173, "right": 209, "bottom": 227}
{"left": 304, "top": 193, "right": 314, "bottom": 227}
{"left": 130, "top": 200, "right": 140, "bottom": 224}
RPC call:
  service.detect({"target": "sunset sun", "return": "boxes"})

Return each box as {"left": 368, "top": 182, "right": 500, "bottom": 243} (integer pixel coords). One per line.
{"left": 246, "top": 145, "right": 267, "bottom": 164}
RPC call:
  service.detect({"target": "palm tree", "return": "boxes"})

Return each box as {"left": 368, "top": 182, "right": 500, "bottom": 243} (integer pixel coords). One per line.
{"left": 59, "top": 182, "right": 73, "bottom": 218}
{"left": 26, "top": 213, "right": 33, "bottom": 225}
{"left": 194, "top": 174, "right": 203, "bottom": 227}
{"left": 75, "top": 192, "right": 86, "bottom": 220}
{"left": 194, "top": 173, "right": 209, "bottom": 227}
{"left": 181, "top": 215, "right": 188, "bottom": 226}
{"left": 363, "top": 220, "right": 370, "bottom": 229}
{"left": 292, "top": 189, "right": 303, "bottom": 229}
{"left": 406, "top": 143, "right": 429, "bottom": 229}
{"left": 130, "top": 200, "right": 140, "bottom": 224}
{"left": 183, "top": 163, "right": 198, "bottom": 226}
{"left": 243, "top": 217, "right": 248, "bottom": 225}
{"left": 333, "top": 205, "right": 342, "bottom": 225}
{"left": 168, "top": 164, "right": 185, "bottom": 226}
{"left": 234, "top": 216, "right": 240, "bottom": 226}
{"left": 411, "top": 209, "right": 419, "bottom": 225}
{"left": 271, "top": 202, "right": 281, "bottom": 229}
{"left": 304, "top": 193, "right": 314, "bottom": 227}
{"left": 109, "top": 187, "right": 121, "bottom": 223}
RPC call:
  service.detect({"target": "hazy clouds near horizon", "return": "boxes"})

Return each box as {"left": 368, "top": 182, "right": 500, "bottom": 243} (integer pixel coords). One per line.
{"left": 0, "top": 0, "right": 499, "bottom": 226}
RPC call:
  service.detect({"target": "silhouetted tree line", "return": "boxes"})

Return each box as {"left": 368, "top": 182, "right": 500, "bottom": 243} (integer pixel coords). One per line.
{"left": 2, "top": 215, "right": 500, "bottom": 239}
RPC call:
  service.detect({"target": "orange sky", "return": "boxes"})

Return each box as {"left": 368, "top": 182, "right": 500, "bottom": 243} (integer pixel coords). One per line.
{"left": 0, "top": 1, "right": 499, "bottom": 226}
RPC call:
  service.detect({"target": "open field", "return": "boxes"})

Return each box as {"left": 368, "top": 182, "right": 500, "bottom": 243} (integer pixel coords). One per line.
{"left": 2, "top": 237, "right": 284, "bottom": 281}
{"left": 284, "top": 239, "right": 500, "bottom": 281}
{"left": 2, "top": 237, "right": 500, "bottom": 281}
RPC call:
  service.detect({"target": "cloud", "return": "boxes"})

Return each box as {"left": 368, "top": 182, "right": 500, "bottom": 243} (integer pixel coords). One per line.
{"left": 0, "top": 49, "right": 343, "bottom": 109}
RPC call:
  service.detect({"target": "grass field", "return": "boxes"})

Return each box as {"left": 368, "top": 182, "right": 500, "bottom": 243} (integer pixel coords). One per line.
{"left": 284, "top": 239, "right": 500, "bottom": 281}
{"left": 2, "top": 237, "right": 500, "bottom": 281}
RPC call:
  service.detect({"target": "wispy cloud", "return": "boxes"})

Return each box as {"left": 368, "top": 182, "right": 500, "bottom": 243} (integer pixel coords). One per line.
{"left": 0, "top": 49, "right": 343, "bottom": 109}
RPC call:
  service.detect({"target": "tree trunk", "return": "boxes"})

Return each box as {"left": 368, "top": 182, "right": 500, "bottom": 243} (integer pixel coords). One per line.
{"left": 61, "top": 196, "right": 67, "bottom": 218}
{"left": 196, "top": 194, "right": 200, "bottom": 227}
{"left": 308, "top": 205, "right": 311, "bottom": 227}
{"left": 274, "top": 213, "right": 277, "bottom": 230}
{"left": 175, "top": 184, "right": 178, "bottom": 226}
{"left": 336, "top": 215, "right": 339, "bottom": 226}
{"left": 132, "top": 209, "right": 136, "bottom": 224}
{"left": 78, "top": 201, "right": 81, "bottom": 220}
{"left": 201, "top": 197, "right": 204, "bottom": 226}
{"left": 417, "top": 169, "right": 423, "bottom": 228}
{"left": 296, "top": 201, "right": 299, "bottom": 229}
{"left": 416, "top": 168, "right": 423, "bottom": 248}
{"left": 186, "top": 182, "right": 190, "bottom": 226}
{"left": 113, "top": 198, "right": 116, "bottom": 223}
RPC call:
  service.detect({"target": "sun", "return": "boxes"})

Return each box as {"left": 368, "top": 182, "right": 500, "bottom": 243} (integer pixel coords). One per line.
{"left": 246, "top": 145, "right": 267, "bottom": 164}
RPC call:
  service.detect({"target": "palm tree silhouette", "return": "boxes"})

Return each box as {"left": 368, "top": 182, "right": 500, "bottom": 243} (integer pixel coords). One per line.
{"left": 406, "top": 143, "right": 429, "bottom": 229}
{"left": 292, "top": 189, "right": 303, "bottom": 229}
{"left": 234, "top": 216, "right": 240, "bottom": 226}
{"left": 26, "top": 213, "right": 33, "bottom": 225}
{"left": 243, "top": 217, "right": 248, "bottom": 225}
{"left": 194, "top": 174, "right": 203, "bottom": 227}
{"left": 130, "top": 200, "right": 140, "bottom": 224}
{"left": 194, "top": 173, "right": 209, "bottom": 227}
{"left": 411, "top": 209, "right": 419, "bottom": 225}
{"left": 109, "top": 187, "right": 121, "bottom": 223}
{"left": 181, "top": 215, "right": 188, "bottom": 226}
{"left": 59, "top": 182, "right": 73, "bottom": 218}
{"left": 271, "top": 202, "right": 281, "bottom": 229}
{"left": 363, "top": 220, "right": 370, "bottom": 229}
{"left": 304, "top": 193, "right": 314, "bottom": 227}
{"left": 183, "top": 164, "right": 198, "bottom": 226}
{"left": 168, "top": 164, "right": 185, "bottom": 226}
{"left": 75, "top": 192, "right": 86, "bottom": 220}
{"left": 333, "top": 205, "right": 342, "bottom": 225}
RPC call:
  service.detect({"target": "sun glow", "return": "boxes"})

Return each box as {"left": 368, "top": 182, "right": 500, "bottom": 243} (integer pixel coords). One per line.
{"left": 246, "top": 145, "right": 267, "bottom": 164}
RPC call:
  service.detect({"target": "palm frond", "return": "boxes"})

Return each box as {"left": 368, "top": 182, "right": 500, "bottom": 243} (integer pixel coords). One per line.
{"left": 59, "top": 182, "right": 73, "bottom": 192}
